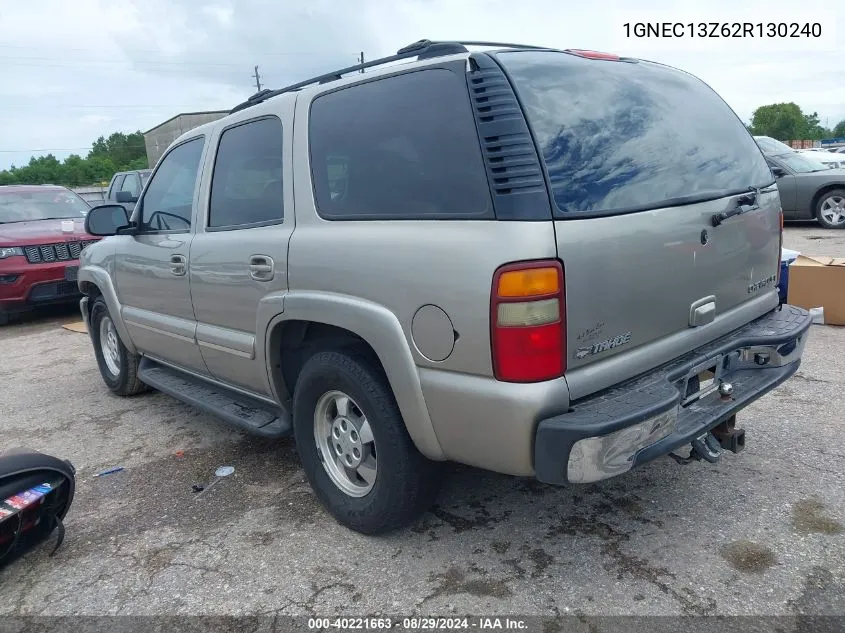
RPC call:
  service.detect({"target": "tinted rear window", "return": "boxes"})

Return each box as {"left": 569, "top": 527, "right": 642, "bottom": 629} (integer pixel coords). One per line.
{"left": 309, "top": 69, "right": 492, "bottom": 220}
{"left": 497, "top": 51, "right": 772, "bottom": 217}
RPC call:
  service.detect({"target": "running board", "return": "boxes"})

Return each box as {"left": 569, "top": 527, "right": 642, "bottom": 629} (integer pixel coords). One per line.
{"left": 138, "top": 358, "right": 291, "bottom": 438}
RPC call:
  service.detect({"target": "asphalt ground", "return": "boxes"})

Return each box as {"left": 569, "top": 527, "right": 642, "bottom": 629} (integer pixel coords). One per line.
{"left": 0, "top": 224, "right": 842, "bottom": 625}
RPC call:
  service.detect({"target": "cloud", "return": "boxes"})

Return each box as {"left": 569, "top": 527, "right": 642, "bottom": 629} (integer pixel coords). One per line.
{"left": 1, "top": 0, "right": 843, "bottom": 170}
{"left": 79, "top": 114, "right": 115, "bottom": 126}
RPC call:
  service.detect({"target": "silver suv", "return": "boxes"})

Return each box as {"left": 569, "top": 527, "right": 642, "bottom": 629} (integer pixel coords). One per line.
{"left": 79, "top": 40, "right": 812, "bottom": 534}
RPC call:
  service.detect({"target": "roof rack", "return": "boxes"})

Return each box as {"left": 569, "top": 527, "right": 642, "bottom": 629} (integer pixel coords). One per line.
{"left": 229, "top": 39, "right": 551, "bottom": 114}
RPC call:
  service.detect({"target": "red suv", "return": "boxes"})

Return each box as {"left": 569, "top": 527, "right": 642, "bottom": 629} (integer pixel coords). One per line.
{"left": 0, "top": 185, "right": 100, "bottom": 324}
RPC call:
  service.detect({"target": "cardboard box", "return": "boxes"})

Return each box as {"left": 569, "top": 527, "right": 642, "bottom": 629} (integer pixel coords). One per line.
{"left": 786, "top": 255, "right": 845, "bottom": 325}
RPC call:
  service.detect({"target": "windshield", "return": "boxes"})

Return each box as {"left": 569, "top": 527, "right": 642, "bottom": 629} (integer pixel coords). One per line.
{"left": 774, "top": 152, "right": 829, "bottom": 173}
{"left": 140, "top": 171, "right": 151, "bottom": 186}
{"left": 0, "top": 189, "right": 90, "bottom": 224}
{"left": 497, "top": 51, "right": 773, "bottom": 216}
{"left": 755, "top": 136, "right": 797, "bottom": 154}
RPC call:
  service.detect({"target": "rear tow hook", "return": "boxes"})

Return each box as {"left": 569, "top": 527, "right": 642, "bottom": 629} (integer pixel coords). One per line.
{"left": 669, "top": 416, "right": 746, "bottom": 465}
{"left": 670, "top": 432, "right": 723, "bottom": 465}
{"left": 691, "top": 432, "right": 723, "bottom": 463}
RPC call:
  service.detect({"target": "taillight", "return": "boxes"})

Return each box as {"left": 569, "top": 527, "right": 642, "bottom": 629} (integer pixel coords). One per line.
{"left": 491, "top": 260, "right": 566, "bottom": 382}
{"left": 564, "top": 49, "right": 620, "bottom": 61}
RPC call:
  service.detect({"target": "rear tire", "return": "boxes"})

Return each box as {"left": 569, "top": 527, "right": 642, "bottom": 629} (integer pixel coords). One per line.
{"left": 815, "top": 188, "right": 845, "bottom": 229}
{"left": 292, "top": 349, "right": 441, "bottom": 534}
{"left": 90, "top": 297, "right": 146, "bottom": 396}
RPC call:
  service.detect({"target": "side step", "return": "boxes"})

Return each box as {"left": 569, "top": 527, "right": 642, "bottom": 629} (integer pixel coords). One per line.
{"left": 138, "top": 358, "right": 291, "bottom": 438}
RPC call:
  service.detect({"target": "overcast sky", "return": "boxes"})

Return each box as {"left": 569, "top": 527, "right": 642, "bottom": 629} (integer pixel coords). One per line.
{"left": 1, "top": 0, "right": 843, "bottom": 170}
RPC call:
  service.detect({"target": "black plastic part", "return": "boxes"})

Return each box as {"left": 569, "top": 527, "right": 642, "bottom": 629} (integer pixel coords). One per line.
{"left": 534, "top": 305, "right": 812, "bottom": 485}
{"left": 0, "top": 449, "right": 76, "bottom": 567}
{"left": 138, "top": 358, "right": 291, "bottom": 438}
{"left": 465, "top": 53, "right": 553, "bottom": 221}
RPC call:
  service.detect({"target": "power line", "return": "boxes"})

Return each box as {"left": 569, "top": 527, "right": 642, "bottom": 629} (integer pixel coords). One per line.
{"left": 0, "top": 104, "right": 209, "bottom": 109}
{"left": 0, "top": 43, "right": 326, "bottom": 58}
{"left": 0, "top": 146, "right": 148, "bottom": 153}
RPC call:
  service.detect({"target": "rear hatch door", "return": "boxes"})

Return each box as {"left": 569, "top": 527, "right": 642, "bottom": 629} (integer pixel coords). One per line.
{"left": 497, "top": 51, "right": 780, "bottom": 387}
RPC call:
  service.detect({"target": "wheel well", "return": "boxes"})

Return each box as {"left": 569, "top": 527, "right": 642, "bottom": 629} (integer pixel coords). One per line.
{"left": 810, "top": 185, "right": 845, "bottom": 215}
{"left": 79, "top": 282, "right": 102, "bottom": 317}
{"left": 270, "top": 320, "right": 385, "bottom": 403}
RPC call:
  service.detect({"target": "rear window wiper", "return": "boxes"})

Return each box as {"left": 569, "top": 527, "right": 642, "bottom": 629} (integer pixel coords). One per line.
{"left": 711, "top": 187, "right": 760, "bottom": 227}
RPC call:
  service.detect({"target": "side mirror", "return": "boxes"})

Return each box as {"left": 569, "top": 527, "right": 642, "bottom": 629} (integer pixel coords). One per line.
{"left": 85, "top": 204, "right": 131, "bottom": 236}
{"left": 771, "top": 166, "right": 786, "bottom": 178}
{"left": 115, "top": 191, "right": 138, "bottom": 203}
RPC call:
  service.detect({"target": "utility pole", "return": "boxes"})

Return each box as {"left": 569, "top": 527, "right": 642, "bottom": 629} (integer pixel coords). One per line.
{"left": 358, "top": 52, "right": 365, "bottom": 73}
{"left": 252, "top": 65, "right": 262, "bottom": 92}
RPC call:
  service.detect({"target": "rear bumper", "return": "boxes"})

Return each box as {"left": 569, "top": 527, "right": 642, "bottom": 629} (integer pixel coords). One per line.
{"left": 534, "top": 305, "right": 812, "bottom": 484}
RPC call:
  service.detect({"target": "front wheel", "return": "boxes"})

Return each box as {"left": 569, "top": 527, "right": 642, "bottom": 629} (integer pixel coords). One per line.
{"left": 292, "top": 349, "right": 441, "bottom": 534}
{"left": 815, "top": 188, "right": 845, "bottom": 229}
{"left": 90, "top": 297, "right": 147, "bottom": 396}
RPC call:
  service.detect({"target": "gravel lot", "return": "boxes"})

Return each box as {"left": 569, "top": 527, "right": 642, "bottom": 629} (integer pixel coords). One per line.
{"left": 0, "top": 225, "right": 842, "bottom": 621}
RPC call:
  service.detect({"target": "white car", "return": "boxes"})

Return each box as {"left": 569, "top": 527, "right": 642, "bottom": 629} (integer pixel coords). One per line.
{"left": 797, "top": 149, "right": 842, "bottom": 169}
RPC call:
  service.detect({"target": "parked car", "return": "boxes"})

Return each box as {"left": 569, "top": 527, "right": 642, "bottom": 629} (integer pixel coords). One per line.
{"left": 753, "top": 135, "right": 797, "bottom": 154}
{"left": 105, "top": 169, "right": 151, "bottom": 212}
{"left": 797, "top": 149, "right": 842, "bottom": 170}
{"left": 79, "top": 40, "right": 811, "bottom": 534}
{"left": 0, "top": 185, "right": 100, "bottom": 324}
{"left": 764, "top": 151, "right": 845, "bottom": 228}
{"left": 752, "top": 137, "right": 842, "bottom": 169}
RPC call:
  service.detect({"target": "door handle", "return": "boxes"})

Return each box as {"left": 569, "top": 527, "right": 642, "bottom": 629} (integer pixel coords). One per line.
{"left": 170, "top": 254, "right": 187, "bottom": 276}
{"left": 249, "top": 255, "right": 274, "bottom": 281}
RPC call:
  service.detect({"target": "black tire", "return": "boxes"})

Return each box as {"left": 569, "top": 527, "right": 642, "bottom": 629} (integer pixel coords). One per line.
{"left": 815, "top": 188, "right": 845, "bottom": 229}
{"left": 0, "top": 312, "right": 8, "bottom": 326}
{"left": 89, "top": 297, "right": 147, "bottom": 396}
{"left": 292, "top": 349, "right": 441, "bottom": 534}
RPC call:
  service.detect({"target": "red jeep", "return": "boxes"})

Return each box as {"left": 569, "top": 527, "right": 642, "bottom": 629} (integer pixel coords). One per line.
{"left": 0, "top": 185, "right": 100, "bottom": 324}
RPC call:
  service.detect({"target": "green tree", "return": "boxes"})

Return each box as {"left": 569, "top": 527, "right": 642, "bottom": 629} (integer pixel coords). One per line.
{"left": 833, "top": 119, "right": 845, "bottom": 137}
{"left": 749, "top": 103, "right": 808, "bottom": 140}
{"left": 803, "top": 112, "right": 830, "bottom": 140}
{"left": 89, "top": 131, "right": 146, "bottom": 167}
{"left": 0, "top": 129, "right": 148, "bottom": 186}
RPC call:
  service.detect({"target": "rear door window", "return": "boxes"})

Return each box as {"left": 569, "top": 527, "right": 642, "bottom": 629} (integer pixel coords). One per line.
{"left": 109, "top": 175, "right": 125, "bottom": 198}
{"left": 497, "top": 51, "right": 773, "bottom": 217}
{"left": 308, "top": 69, "right": 492, "bottom": 220}
{"left": 119, "top": 174, "right": 140, "bottom": 197}
{"left": 208, "top": 117, "right": 284, "bottom": 229}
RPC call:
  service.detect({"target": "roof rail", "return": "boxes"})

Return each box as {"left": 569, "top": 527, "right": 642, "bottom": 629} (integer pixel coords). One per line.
{"left": 229, "top": 39, "right": 551, "bottom": 114}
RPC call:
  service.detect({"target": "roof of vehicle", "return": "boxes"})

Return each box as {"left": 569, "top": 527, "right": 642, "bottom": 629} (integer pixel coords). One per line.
{"left": 227, "top": 40, "right": 641, "bottom": 115}
{"left": 0, "top": 184, "right": 70, "bottom": 193}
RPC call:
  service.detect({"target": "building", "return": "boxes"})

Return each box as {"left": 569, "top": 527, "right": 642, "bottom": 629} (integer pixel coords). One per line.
{"left": 143, "top": 110, "right": 229, "bottom": 167}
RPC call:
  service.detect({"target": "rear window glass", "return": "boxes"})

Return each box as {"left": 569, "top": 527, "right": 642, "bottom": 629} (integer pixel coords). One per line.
{"left": 755, "top": 136, "right": 796, "bottom": 155}
{"left": 308, "top": 69, "right": 492, "bottom": 220}
{"left": 497, "top": 51, "right": 773, "bottom": 217}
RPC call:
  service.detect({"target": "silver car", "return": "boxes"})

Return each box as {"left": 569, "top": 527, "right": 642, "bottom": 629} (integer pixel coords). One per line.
{"left": 78, "top": 40, "right": 811, "bottom": 533}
